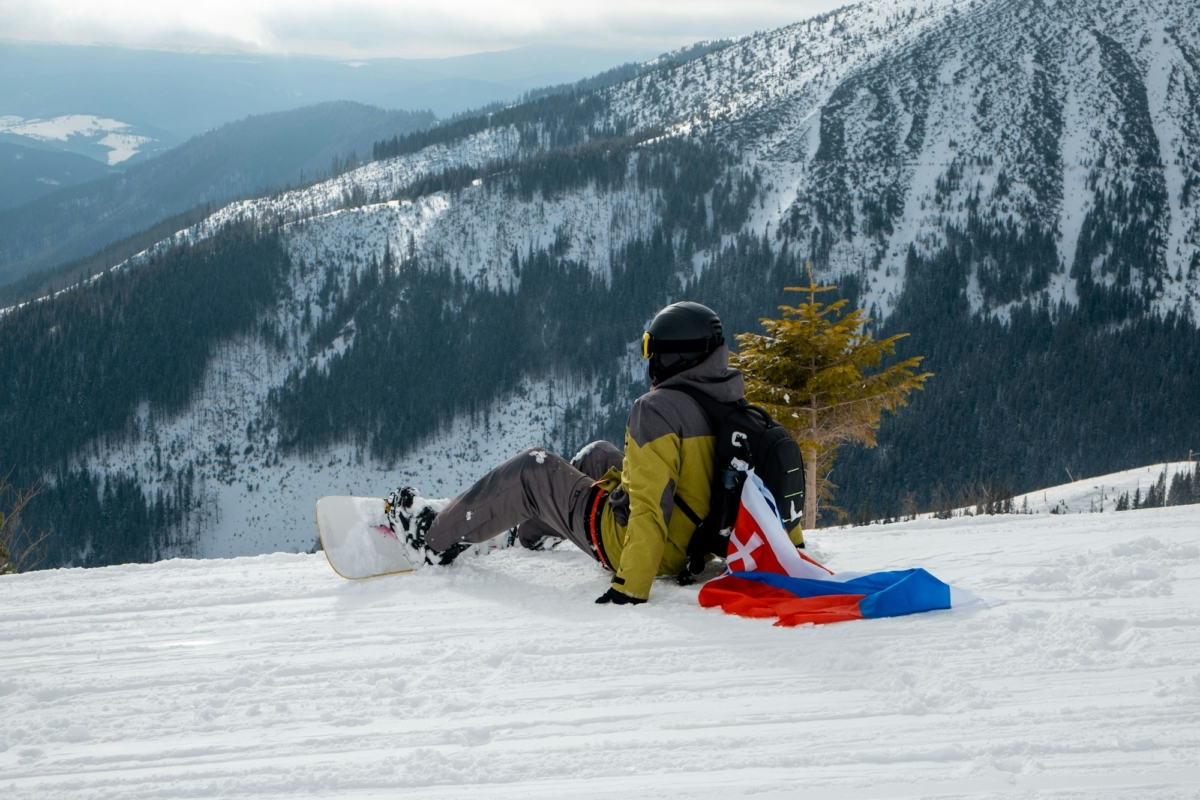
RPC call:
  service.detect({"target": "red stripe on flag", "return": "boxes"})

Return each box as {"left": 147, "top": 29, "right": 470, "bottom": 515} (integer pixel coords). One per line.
{"left": 699, "top": 576, "right": 865, "bottom": 626}
{"left": 773, "top": 597, "right": 864, "bottom": 626}
{"left": 699, "top": 576, "right": 797, "bottom": 617}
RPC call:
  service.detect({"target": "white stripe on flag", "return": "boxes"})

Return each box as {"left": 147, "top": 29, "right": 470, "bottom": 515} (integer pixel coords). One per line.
{"left": 740, "top": 471, "right": 832, "bottom": 580}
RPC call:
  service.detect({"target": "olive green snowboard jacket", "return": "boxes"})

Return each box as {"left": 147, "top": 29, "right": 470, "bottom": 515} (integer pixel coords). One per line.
{"left": 596, "top": 346, "right": 745, "bottom": 601}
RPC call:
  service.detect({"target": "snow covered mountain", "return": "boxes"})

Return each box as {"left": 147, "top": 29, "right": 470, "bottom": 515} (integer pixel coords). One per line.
{"left": 154, "top": 0, "right": 1200, "bottom": 316}
{"left": 5, "top": 0, "right": 1200, "bottom": 566}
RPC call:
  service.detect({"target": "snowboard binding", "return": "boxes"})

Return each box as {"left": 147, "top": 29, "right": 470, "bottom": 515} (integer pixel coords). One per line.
{"left": 384, "top": 487, "right": 467, "bottom": 566}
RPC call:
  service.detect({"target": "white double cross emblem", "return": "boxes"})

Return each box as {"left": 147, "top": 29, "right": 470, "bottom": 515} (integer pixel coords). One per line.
{"left": 727, "top": 530, "right": 764, "bottom": 572}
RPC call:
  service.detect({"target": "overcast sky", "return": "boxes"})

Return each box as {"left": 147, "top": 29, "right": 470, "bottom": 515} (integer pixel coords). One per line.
{"left": 0, "top": 0, "right": 849, "bottom": 59}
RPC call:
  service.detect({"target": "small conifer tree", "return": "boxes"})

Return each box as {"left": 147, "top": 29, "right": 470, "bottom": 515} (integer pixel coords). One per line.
{"left": 1145, "top": 468, "right": 1168, "bottom": 508}
{"left": 733, "top": 267, "right": 932, "bottom": 529}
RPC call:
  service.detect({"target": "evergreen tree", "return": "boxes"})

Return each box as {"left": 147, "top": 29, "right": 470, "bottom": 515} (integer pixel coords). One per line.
{"left": 1144, "top": 468, "right": 1168, "bottom": 508}
{"left": 1167, "top": 464, "right": 1198, "bottom": 506}
{"left": 732, "top": 266, "right": 932, "bottom": 528}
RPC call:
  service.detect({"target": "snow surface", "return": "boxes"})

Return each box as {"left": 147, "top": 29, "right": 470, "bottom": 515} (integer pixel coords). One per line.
{"left": 3, "top": 501, "right": 1198, "bottom": 798}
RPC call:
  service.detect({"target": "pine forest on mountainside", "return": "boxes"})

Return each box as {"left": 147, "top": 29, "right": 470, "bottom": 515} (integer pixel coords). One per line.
{"left": 3, "top": 0, "right": 1200, "bottom": 568}
{"left": 0, "top": 226, "right": 289, "bottom": 566}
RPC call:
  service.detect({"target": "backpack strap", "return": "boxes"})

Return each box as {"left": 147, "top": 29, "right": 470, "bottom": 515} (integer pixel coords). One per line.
{"left": 674, "top": 494, "right": 703, "bottom": 527}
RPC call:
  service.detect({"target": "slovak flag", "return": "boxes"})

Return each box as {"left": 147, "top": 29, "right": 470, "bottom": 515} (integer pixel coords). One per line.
{"left": 698, "top": 471, "right": 993, "bottom": 626}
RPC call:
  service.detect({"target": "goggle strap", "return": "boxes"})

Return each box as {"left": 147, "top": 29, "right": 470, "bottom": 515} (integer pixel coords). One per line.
{"left": 642, "top": 334, "right": 724, "bottom": 356}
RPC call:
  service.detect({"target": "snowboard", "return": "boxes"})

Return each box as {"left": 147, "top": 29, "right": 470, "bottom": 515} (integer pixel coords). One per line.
{"left": 315, "top": 494, "right": 515, "bottom": 579}
{"left": 315, "top": 496, "right": 423, "bottom": 580}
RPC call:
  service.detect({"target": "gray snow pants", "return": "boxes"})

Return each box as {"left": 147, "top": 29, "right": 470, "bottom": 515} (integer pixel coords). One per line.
{"left": 425, "top": 441, "right": 623, "bottom": 558}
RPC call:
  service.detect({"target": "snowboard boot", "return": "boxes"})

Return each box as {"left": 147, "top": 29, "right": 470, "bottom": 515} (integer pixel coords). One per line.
{"left": 521, "top": 532, "right": 563, "bottom": 551}
{"left": 384, "top": 487, "right": 468, "bottom": 566}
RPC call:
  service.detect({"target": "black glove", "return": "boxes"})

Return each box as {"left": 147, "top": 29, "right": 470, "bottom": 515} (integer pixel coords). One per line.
{"left": 595, "top": 587, "right": 646, "bottom": 605}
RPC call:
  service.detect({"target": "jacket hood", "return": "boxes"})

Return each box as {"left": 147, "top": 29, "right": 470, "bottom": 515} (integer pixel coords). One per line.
{"left": 655, "top": 344, "right": 744, "bottom": 403}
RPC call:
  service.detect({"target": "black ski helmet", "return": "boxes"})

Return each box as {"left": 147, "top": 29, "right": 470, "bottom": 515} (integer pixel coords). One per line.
{"left": 643, "top": 301, "right": 724, "bottom": 384}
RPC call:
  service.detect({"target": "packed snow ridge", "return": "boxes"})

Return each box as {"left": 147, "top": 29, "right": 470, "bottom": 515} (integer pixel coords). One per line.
{"left": 3, "top": 489, "right": 1198, "bottom": 798}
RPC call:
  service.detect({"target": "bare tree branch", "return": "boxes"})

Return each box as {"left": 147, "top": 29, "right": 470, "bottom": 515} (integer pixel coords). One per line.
{"left": 0, "top": 472, "right": 51, "bottom": 574}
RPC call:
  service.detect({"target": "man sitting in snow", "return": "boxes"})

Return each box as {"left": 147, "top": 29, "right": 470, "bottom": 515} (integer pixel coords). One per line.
{"left": 386, "top": 301, "right": 742, "bottom": 604}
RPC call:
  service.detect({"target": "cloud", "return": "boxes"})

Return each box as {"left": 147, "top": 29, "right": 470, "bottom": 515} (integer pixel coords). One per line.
{"left": 0, "top": 0, "right": 845, "bottom": 58}
{"left": 1, "top": 0, "right": 282, "bottom": 52}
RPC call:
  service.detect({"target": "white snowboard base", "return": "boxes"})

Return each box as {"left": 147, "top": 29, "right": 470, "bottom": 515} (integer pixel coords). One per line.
{"left": 315, "top": 496, "right": 423, "bottom": 580}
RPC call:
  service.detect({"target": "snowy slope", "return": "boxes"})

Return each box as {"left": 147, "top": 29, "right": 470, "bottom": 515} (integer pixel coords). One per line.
{"left": 1011, "top": 461, "right": 1200, "bottom": 515}
{"left": 3, "top": 502, "right": 1198, "bottom": 798}
{"left": 87, "top": 362, "right": 604, "bottom": 559}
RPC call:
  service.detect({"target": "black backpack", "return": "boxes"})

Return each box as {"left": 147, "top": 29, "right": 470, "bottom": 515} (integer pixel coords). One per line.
{"left": 661, "top": 385, "right": 806, "bottom": 583}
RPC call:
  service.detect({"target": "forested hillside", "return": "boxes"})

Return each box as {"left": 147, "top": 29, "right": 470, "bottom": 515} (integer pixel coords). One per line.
{"left": 0, "top": 142, "right": 113, "bottom": 211}
{"left": 1, "top": 225, "right": 289, "bottom": 566}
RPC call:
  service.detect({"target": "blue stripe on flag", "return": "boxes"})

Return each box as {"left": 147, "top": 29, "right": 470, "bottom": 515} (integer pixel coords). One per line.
{"left": 731, "top": 569, "right": 952, "bottom": 619}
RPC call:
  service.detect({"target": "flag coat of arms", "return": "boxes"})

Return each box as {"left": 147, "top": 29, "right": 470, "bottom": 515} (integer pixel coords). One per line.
{"left": 698, "top": 472, "right": 992, "bottom": 626}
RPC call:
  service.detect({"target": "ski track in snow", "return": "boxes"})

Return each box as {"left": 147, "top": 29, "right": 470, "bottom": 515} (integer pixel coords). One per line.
{"left": 2, "top": 505, "right": 1199, "bottom": 798}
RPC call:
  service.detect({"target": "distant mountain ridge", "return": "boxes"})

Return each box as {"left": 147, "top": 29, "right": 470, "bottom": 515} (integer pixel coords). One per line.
{"left": 0, "top": 113, "right": 168, "bottom": 166}
{"left": 0, "top": 42, "right": 660, "bottom": 137}
{"left": 0, "top": 41, "right": 736, "bottom": 294}
{"left": 0, "top": 141, "right": 113, "bottom": 211}
{"left": 5, "top": 0, "right": 1200, "bottom": 567}
{"left": 0, "top": 102, "right": 433, "bottom": 291}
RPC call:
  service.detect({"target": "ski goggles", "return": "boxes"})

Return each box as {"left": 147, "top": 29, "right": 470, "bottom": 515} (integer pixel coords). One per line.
{"left": 642, "top": 331, "right": 724, "bottom": 358}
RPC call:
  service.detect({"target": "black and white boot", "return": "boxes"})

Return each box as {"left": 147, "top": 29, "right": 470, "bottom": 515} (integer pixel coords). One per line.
{"left": 384, "top": 487, "right": 468, "bottom": 566}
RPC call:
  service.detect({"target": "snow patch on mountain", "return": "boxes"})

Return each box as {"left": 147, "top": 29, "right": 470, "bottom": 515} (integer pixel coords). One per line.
{"left": 285, "top": 176, "right": 662, "bottom": 290}
{"left": 165, "top": 125, "right": 523, "bottom": 253}
{"left": 1010, "top": 461, "right": 1199, "bottom": 516}
{"left": 1, "top": 114, "right": 129, "bottom": 142}
{"left": 0, "top": 115, "right": 155, "bottom": 164}
{"left": 96, "top": 133, "right": 153, "bottom": 166}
